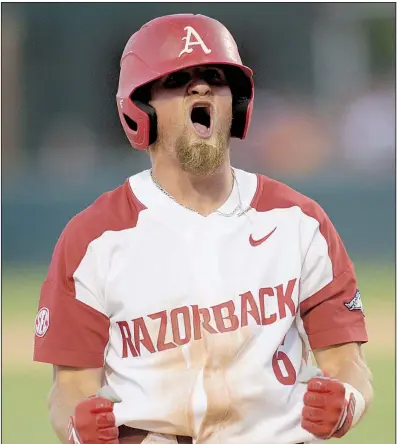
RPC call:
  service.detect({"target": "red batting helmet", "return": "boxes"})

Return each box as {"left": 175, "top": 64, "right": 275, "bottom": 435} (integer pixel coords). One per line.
{"left": 116, "top": 14, "right": 254, "bottom": 150}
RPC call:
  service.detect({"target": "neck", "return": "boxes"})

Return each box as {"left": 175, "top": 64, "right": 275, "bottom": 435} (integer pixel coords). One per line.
{"left": 150, "top": 151, "right": 234, "bottom": 216}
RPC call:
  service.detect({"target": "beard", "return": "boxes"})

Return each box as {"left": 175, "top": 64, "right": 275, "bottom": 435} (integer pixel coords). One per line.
{"left": 174, "top": 121, "right": 231, "bottom": 176}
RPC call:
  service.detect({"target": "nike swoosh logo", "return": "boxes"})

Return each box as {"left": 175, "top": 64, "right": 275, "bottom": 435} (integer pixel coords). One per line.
{"left": 249, "top": 227, "right": 277, "bottom": 247}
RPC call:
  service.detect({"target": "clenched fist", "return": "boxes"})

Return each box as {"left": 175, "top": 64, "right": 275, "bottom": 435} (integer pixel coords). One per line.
{"left": 301, "top": 377, "right": 356, "bottom": 439}
{"left": 68, "top": 396, "right": 119, "bottom": 444}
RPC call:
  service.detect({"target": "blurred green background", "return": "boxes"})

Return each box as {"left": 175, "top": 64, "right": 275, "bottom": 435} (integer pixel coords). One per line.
{"left": 2, "top": 2, "right": 395, "bottom": 444}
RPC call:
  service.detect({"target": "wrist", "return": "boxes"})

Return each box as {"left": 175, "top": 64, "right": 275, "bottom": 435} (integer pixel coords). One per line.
{"left": 342, "top": 382, "right": 366, "bottom": 427}
{"left": 333, "top": 382, "right": 366, "bottom": 438}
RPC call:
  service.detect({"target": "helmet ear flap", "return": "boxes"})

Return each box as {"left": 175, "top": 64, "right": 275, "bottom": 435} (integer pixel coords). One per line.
{"left": 223, "top": 65, "right": 253, "bottom": 139}
{"left": 231, "top": 97, "right": 250, "bottom": 139}
{"left": 118, "top": 95, "right": 157, "bottom": 150}
{"left": 125, "top": 84, "right": 157, "bottom": 148}
{"left": 132, "top": 101, "right": 157, "bottom": 146}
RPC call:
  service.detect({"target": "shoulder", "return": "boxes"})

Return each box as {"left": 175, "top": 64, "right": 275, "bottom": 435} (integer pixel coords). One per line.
{"left": 250, "top": 173, "right": 327, "bottom": 225}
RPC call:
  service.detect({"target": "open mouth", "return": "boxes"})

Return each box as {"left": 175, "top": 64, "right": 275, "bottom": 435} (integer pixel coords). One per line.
{"left": 190, "top": 104, "right": 212, "bottom": 137}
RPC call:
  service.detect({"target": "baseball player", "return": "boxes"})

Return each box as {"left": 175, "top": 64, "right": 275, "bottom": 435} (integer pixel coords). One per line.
{"left": 34, "top": 13, "right": 373, "bottom": 444}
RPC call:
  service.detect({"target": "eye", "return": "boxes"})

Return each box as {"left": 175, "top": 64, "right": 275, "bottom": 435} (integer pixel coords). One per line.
{"left": 163, "top": 71, "right": 191, "bottom": 89}
{"left": 201, "top": 69, "right": 226, "bottom": 85}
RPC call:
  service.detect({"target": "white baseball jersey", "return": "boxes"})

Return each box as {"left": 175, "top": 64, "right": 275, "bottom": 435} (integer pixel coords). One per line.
{"left": 34, "top": 168, "right": 367, "bottom": 444}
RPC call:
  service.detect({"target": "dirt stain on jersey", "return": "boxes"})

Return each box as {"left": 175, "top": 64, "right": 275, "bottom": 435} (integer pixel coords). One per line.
{"left": 145, "top": 313, "right": 254, "bottom": 441}
{"left": 147, "top": 325, "right": 198, "bottom": 437}
{"left": 195, "top": 326, "right": 252, "bottom": 443}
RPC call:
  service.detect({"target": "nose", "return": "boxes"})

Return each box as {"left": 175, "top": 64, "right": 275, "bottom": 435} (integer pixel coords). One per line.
{"left": 187, "top": 79, "right": 211, "bottom": 96}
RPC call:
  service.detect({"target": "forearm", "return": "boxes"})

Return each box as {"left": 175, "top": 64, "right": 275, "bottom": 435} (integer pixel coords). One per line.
{"left": 325, "top": 356, "right": 373, "bottom": 410}
{"left": 48, "top": 381, "right": 99, "bottom": 443}
{"left": 314, "top": 343, "right": 373, "bottom": 418}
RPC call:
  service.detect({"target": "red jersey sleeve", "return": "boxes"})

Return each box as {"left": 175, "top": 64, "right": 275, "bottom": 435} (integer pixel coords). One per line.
{"left": 299, "top": 204, "right": 368, "bottom": 350}
{"left": 33, "top": 217, "right": 110, "bottom": 368}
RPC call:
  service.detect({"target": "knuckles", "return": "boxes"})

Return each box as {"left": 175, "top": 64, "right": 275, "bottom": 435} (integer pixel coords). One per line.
{"left": 303, "top": 391, "right": 324, "bottom": 408}
{"left": 307, "top": 377, "right": 345, "bottom": 395}
{"left": 76, "top": 396, "right": 114, "bottom": 415}
{"left": 96, "top": 412, "right": 116, "bottom": 428}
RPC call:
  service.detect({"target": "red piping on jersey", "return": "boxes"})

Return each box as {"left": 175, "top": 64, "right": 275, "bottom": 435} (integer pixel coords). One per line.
{"left": 126, "top": 178, "right": 147, "bottom": 215}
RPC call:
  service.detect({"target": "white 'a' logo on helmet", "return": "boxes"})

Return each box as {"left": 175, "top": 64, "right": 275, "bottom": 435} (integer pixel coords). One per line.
{"left": 178, "top": 26, "right": 212, "bottom": 58}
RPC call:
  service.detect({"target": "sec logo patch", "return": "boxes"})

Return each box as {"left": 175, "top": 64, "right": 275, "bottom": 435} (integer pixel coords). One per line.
{"left": 35, "top": 307, "right": 50, "bottom": 337}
